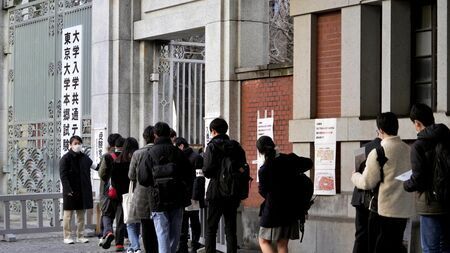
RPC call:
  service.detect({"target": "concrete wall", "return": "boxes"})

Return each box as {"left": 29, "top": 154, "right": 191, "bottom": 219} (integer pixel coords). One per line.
{"left": 0, "top": 8, "right": 7, "bottom": 192}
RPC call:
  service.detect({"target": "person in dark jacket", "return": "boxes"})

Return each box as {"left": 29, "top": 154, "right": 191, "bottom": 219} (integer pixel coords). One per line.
{"left": 175, "top": 137, "right": 205, "bottom": 253}
{"left": 203, "top": 118, "right": 247, "bottom": 253}
{"left": 256, "top": 136, "right": 313, "bottom": 253}
{"left": 104, "top": 137, "right": 139, "bottom": 252}
{"left": 351, "top": 137, "right": 381, "bottom": 253}
{"left": 60, "top": 135, "right": 94, "bottom": 244}
{"left": 128, "top": 126, "right": 158, "bottom": 253}
{"left": 404, "top": 103, "right": 450, "bottom": 253}
{"left": 138, "top": 122, "right": 194, "bottom": 253}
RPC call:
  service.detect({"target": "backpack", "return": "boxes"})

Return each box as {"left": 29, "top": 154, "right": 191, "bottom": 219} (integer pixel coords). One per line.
{"left": 433, "top": 140, "right": 450, "bottom": 210}
{"left": 216, "top": 140, "right": 252, "bottom": 200}
{"left": 148, "top": 150, "right": 184, "bottom": 210}
{"left": 297, "top": 173, "right": 314, "bottom": 243}
{"left": 368, "top": 146, "right": 388, "bottom": 213}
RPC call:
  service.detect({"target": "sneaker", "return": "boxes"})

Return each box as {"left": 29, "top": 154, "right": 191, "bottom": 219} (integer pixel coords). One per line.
{"left": 63, "top": 238, "right": 74, "bottom": 244}
{"left": 76, "top": 237, "right": 89, "bottom": 243}
{"left": 135, "top": 250, "right": 141, "bottom": 253}
{"left": 98, "top": 237, "right": 104, "bottom": 247}
{"left": 126, "top": 249, "right": 134, "bottom": 253}
{"left": 116, "top": 244, "right": 125, "bottom": 252}
{"left": 102, "top": 232, "right": 115, "bottom": 249}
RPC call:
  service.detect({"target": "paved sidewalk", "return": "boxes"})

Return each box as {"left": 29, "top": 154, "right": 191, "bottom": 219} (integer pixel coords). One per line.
{"left": 1, "top": 232, "right": 116, "bottom": 253}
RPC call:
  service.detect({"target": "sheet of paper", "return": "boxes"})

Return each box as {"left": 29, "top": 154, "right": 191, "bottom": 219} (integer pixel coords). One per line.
{"left": 395, "top": 170, "right": 412, "bottom": 182}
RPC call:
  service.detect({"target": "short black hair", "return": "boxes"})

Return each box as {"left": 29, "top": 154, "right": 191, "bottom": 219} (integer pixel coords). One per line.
{"left": 174, "top": 137, "right": 189, "bottom": 148}
{"left": 170, "top": 128, "right": 177, "bottom": 139}
{"left": 376, "top": 112, "right": 399, "bottom": 136}
{"left": 209, "top": 118, "right": 228, "bottom": 134}
{"left": 115, "top": 136, "right": 125, "bottom": 148}
{"left": 143, "top": 125, "right": 155, "bottom": 144}
{"left": 70, "top": 135, "right": 82, "bottom": 144}
{"left": 154, "top": 122, "right": 171, "bottom": 138}
{"left": 107, "top": 133, "right": 122, "bottom": 147}
{"left": 410, "top": 103, "right": 435, "bottom": 127}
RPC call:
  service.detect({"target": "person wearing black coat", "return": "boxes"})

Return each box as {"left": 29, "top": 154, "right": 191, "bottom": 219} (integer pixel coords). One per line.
{"left": 256, "top": 136, "right": 313, "bottom": 253}
{"left": 59, "top": 135, "right": 94, "bottom": 245}
{"left": 202, "top": 118, "right": 247, "bottom": 253}
{"left": 138, "top": 122, "right": 194, "bottom": 253}
{"left": 175, "top": 137, "right": 205, "bottom": 253}
{"left": 351, "top": 137, "right": 381, "bottom": 253}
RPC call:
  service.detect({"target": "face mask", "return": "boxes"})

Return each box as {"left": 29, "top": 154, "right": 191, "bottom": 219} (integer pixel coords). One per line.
{"left": 72, "top": 144, "right": 82, "bottom": 153}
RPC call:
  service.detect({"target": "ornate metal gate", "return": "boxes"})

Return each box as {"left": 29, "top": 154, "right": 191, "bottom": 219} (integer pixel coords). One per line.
{"left": 156, "top": 37, "right": 205, "bottom": 145}
{"left": 5, "top": 0, "right": 92, "bottom": 220}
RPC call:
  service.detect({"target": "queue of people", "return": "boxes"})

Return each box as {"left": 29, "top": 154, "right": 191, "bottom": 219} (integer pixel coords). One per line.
{"left": 59, "top": 103, "right": 450, "bottom": 253}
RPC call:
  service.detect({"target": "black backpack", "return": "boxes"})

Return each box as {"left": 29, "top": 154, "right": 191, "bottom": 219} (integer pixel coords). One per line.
{"left": 216, "top": 140, "right": 252, "bottom": 200}
{"left": 297, "top": 172, "right": 314, "bottom": 243}
{"left": 433, "top": 140, "right": 450, "bottom": 210}
{"left": 148, "top": 150, "right": 184, "bottom": 210}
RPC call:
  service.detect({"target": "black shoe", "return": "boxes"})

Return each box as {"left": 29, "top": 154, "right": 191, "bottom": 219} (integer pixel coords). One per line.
{"left": 102, "top": 232, "right": 115, "bottom": 249}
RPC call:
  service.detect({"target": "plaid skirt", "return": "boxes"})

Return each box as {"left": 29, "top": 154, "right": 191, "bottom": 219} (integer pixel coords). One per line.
{"left": 259, "top": 220, "right": 300, "bottom": 240}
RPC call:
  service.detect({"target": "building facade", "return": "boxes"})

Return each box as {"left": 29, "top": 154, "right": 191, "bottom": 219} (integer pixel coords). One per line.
{"left": 1, "top": 0, "right": 450, "bottom": 252}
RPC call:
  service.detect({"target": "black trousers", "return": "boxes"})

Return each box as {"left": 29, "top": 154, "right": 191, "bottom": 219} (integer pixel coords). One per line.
{"left": 205, "top": 200, "right": 240, "bottom": 253}
{"left": 102, "top": 204, "right": 125, "bottom": 245}
{"left": 369, "top": 212, "right": 407, "bottom": 253}
{"left": 141, "top": 218, "right": 159, "bottom": 253}
{"left": 353, "top": 206, "right": 370, "bottom": 253}
{"left": 179, "top": 210, "right": 201, "bottom": 252}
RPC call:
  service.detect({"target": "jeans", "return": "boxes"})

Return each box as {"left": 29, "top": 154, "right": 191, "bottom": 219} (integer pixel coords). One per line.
{"left": 179, "top": 210, "right": 201, "bottom": 252}
{"left": 205, "top": 200, "right": 240, "bottom": 253}
{"left": 127, "top": 223, "right": 141, "bottom": 251}
{"left": 353, "top": 206, "right": 369, "bottom": 253}
{"left": 63, "top": 210, "right": 86, "bottom": 239}
{"left": 420, "top": 215, "right": 450, "bottom": 253}
{"left": 141, "top": 218, "right": 158, "bottom": 253}
{"left": 152, "top": 208, "right": 184, "bottom": 253}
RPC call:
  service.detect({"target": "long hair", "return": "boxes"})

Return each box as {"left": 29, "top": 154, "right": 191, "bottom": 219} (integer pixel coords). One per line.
{"left": 256, "top": 136, "right": 276, "bottom": 167}
{"left": 117, "top": 137, "right": 139, "bottom": 163}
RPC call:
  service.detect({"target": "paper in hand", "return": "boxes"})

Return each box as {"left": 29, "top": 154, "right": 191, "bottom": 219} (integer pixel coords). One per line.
{"left": 395, "top": 170, "right": 412, "bottom": 182}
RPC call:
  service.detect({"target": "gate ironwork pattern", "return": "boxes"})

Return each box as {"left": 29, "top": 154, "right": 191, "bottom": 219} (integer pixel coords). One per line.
{"left": 157, "top": 36, "right": 205, "bottom": 146}
{"left": 6, "top": 0, "right": 92, "bottom": 221}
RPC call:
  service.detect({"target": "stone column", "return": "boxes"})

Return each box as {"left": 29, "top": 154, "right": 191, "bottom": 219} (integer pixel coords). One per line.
{"left": 204, "top": 0, "right": 239, "bottom": 138}
{"left": 381, "top": 0, "right": 411, "bottom": 114}
{"left": 92, "top": 0, "right": 134, "bottom": 138}
{"left": 0, "top": 8, "right": 7, "bottom": 192}
{"left": 292, "top": 14, "right": 316, "bottom": 120}
{"left": 437, "top": 0, "right": 450, "bottom": 114}
{"left": 341, "top": 5, "right": 381, "bottom": 118}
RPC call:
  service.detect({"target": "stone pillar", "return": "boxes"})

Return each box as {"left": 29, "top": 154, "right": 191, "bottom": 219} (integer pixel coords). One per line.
{"left": 292, "top": 14, "right": 316, "bottom": 120}
{"left": 341, "top": 5, "right": 381, "bottom": 118}
{"left": 381, "top": 0, "right": 411, "bottom": 114}
{"left": 0, "top": 8, "right": 7, "bottom": 192}
{"left": 237, "top": 0, "right": 269, "bottom": 68}
{"left": 205, "top": 0, "right": 239, "bottom": 138}
{"left": 92, "top": 0, "right": 134, "bottom": 138}
{"left": 437, "top": 0, "right": 450, "bottom": 114}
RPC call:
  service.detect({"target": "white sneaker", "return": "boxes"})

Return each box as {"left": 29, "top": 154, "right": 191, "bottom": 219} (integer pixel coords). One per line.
{"left": 76, "top": 237, "right": 89, "bottom": 243}
{"left": 63, "top": 238, "right": 75, "bottom": 244}
{"left": 126, "top": 249, "right": 134, "bottom": 253}
{"left": 135, "top": 250, "right": 142, "bottom": 253}
{"left": 98, "top": 237, "right": 104, "bottom": 247}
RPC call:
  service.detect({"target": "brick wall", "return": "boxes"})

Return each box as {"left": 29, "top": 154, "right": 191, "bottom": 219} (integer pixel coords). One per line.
{"left": 316, "top": 11, "right": 341, "bottom": 118}
{"left": 240, "top": 76, "right": 293, "bottom": 208}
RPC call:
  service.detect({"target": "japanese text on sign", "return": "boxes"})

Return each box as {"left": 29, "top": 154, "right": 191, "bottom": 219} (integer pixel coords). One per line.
{"left": 61, "top": 25, "right": 83, "bottom": 155}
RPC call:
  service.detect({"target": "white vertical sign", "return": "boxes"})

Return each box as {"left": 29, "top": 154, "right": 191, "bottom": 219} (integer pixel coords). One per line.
{"left": 60, "top": 25, "right": 83, "bottom": 156}
{"left": 314, "top": 118, "right": 337, "bottom": 195}
{"left": 93, "top": 128, "right": 107, "bottom": 165}
{"left": 256, "top": 116, "right": 274, "bottom": 182}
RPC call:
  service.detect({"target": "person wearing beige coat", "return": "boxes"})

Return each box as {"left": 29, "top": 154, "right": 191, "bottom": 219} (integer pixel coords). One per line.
{"left": 351, "top": 112, "right": 414, "bottom": 253}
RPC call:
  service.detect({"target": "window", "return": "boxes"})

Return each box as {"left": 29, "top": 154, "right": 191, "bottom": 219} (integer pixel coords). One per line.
{"left": 412, "top": 0, "right": 437, "bottom": 109}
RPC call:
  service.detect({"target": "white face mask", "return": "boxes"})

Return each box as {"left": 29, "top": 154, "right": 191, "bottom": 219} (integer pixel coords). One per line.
{"left": 72, "top": 144, "right": 82, "bottom": 153}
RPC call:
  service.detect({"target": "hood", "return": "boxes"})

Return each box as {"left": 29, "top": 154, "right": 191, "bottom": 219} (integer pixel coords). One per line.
{"left": 418, "top": 123, "right": 450, "bottom": 142}
{"left": 209, "top": 134, "right": 230, "bottom": 147}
